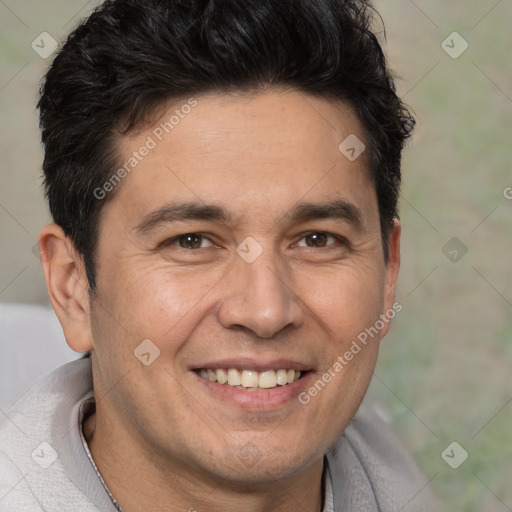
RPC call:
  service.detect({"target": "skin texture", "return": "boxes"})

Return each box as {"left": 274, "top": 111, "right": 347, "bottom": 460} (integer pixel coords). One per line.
{"left": 39, "top": 89, "right": 401, "bottom": 512}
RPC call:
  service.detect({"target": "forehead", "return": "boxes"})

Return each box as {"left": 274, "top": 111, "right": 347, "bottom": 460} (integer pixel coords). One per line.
{"left": 108, "top": 89, "right": 377, "bottom": 229}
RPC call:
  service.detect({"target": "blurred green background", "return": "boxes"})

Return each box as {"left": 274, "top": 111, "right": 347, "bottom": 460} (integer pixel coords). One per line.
{"left": 1, "top": 1, "right": 511, "bottom": 510}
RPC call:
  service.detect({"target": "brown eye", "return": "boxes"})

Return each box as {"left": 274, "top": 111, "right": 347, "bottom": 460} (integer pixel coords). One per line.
{"left": 165, "top": 233, "right": 214, "bottom": 250}
{"left": 178, "top": 234, "right": 202, "bottom": 249}
{"left": 297, "top": 232, "right": 341, "bottom": 248}
{"left": 304, "top": 232, "right": 329, "bottom": 247}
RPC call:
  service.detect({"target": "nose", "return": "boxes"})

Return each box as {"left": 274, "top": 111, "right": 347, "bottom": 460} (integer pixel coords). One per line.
{"left": 216, "top": 249, "right": 304, "bottom": 339}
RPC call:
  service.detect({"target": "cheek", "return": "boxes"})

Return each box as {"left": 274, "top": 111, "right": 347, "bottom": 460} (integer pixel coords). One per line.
{"left": 295, "top": 263, "right": 385, "bottom": 343}
{"left": 302, "top": 266, "right": 385, "bottom": 421}
{"left": 95, "top": 248, "right": 386, "bottom": 361}
{"left": 95, "top": 263, "right": 229, "bottom": 367}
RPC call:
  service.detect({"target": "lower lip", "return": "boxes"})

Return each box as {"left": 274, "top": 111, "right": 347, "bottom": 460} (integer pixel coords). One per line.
{"left": 193, "top": 371, "right": 314, "bottom": 410}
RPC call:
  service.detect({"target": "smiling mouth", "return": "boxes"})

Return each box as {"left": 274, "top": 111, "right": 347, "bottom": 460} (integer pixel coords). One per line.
{"left": 195, "top": 368, "right": 307, "bottom": 391}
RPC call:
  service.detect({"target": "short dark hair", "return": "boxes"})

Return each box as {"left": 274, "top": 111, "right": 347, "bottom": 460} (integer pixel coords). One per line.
{"left": 38, "top": 0, "right": 414, "bottom": 289}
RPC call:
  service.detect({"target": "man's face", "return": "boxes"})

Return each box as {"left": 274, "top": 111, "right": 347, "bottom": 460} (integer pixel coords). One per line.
{"left": 87, "top": 89, "right": 400, "bottom": 483}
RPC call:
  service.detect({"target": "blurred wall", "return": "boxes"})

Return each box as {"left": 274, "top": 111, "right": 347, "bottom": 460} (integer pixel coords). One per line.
{"left": 1, "top": 1, "right": 102, "bottom": 304}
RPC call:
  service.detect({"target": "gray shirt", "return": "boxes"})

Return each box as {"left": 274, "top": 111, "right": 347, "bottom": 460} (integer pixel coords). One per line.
{"left": 0, "top": 358, "right": 440, "bottom": 511}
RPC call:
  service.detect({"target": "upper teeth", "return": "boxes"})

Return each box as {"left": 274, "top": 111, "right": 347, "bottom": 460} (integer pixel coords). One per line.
{"left": 198, "top": 368, "right": 302, "bottom": 389}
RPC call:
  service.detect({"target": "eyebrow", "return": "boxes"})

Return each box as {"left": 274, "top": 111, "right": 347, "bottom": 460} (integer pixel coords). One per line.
{"left": 284, "top": 200, "right": 364, "bottom": 230}
{"left": 133, "top": 199, "right": 364, "bottom": 234}
{"left": 134, "top": 202, "right": 232, "bottom": 234}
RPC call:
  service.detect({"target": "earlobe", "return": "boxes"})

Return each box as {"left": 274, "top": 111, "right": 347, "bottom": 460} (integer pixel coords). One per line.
{"left": 38, "top": 224, "right": 94, "bottom": 353}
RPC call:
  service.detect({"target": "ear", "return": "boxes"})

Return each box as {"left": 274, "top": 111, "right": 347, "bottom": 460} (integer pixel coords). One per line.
{"left": 38, "top": 224, "right": 94, "bottom": 353}
{"left": 379, "top": 219, "right": 401, "bottom": 339}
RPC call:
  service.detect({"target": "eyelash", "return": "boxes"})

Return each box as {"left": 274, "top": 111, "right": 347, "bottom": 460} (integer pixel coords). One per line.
{"left": 161, "top": 231, "right": 349, "bottom": 251}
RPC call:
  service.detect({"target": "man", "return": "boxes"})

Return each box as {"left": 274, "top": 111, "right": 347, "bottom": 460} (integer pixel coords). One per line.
{"left": 0, "top": 0, "right": 440, "bottom": 510}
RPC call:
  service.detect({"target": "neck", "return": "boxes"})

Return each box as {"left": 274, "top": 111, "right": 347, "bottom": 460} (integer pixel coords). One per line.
{"left": 83, "top": 411, "right": 325, "bottom": 512}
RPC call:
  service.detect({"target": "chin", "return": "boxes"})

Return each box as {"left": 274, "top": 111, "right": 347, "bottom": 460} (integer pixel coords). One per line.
{"left": 209, "top": 440, "right": 320, "bottom": 484}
